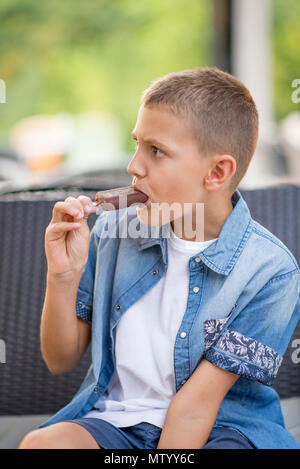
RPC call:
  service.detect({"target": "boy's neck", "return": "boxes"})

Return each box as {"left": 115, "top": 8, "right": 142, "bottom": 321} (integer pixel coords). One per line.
{"left": 170, "top": 195, "right": 233, "bottom": 242}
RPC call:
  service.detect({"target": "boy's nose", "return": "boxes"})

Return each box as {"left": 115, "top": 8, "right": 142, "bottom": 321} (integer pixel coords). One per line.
{"left": 127, "top": 152, "right": 146, "bottom": 178}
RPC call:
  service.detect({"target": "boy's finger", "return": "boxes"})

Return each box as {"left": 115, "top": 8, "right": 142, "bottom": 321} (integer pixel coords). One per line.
{"left": 52, "top": 200, "right": 84, "bottom": 223}
{"left": 77, "top": 195, "right": 98, "bottom": 219}
{"left": 47, "top": 221, "right": 82, "bottom": 236}
{"left": 64, "top": 196, "right": 86, "bottom": 219}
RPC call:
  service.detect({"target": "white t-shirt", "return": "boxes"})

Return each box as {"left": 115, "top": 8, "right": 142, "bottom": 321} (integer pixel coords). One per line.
{"left": 85, "top": 227, "right": 218, "bottom": 428}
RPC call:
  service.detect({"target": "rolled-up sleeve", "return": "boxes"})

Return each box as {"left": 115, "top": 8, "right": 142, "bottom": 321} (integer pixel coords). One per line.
{"left": 204, "top": 269, "right": 300, "bottom": 386}
{"left": 75, "top": 218, "right": 102, "bottom": 324}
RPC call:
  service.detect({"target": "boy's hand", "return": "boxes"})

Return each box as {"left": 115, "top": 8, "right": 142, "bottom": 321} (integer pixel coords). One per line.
{"left": 45, "top": 195, "right": 97, "bottom": 280}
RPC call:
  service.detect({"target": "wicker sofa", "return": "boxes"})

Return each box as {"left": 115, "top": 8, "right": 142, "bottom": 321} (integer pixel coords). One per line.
{"left": 0, "top": 179, "right": 299, "bottom": 447}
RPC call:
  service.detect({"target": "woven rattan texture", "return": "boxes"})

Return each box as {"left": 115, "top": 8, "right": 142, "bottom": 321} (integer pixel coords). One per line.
{"left": 0, "top": 184, "right": 299, "bottom": 415}
{"left": 0, "top": 191, "right": 96, "bottom": 415}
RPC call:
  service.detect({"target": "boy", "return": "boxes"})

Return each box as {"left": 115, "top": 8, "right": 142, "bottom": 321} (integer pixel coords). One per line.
{"left": 19, "top": 68, "right": 300, "bottom": 449}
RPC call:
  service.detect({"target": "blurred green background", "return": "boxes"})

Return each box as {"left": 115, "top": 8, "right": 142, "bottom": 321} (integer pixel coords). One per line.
{"left": 0, "top": 0, "right": 299, "bottom": 156}
{"left": 0, "top": 0, "right": 211, "bottom": 156}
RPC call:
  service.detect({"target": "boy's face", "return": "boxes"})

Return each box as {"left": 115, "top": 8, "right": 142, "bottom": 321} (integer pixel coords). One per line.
{"left": 127, "top": 104, "right": 210, "bottom": 227}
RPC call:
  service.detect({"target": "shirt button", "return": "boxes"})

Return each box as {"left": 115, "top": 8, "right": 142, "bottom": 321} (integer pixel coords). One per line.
{"left": 193, "top": 286, "right": 200, "bottom": 293}
{"left": 180, "top": 331, "right": 187, "bottom": 338}
{"left": 152, "top": 269, "right": 158, "bottom": 276}
{"left": 93, "top": 386, "right": 99, "bottom": 393}
{"left": 115, "top": 304, "right": 121, "bottom": 311}
{"left": 195, "top": 257, "right": 201, "bottom": 263}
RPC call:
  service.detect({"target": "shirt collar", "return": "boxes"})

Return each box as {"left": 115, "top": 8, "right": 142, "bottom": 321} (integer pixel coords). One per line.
{"left": 137, "top": 189, "right": 253, "bottom": 275}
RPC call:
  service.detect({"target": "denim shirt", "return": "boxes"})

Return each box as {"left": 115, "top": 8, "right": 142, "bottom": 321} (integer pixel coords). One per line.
{"left": 40, "top": 189, "right": 300, "bottom": 449}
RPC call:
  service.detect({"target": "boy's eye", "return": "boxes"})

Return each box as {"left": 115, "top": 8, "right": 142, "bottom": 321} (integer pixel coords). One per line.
{"left": 152, "top": 146, "right": 164, "bottom": 158}
{"left": 132, "top": 138, "right": 164, "bottom": 158}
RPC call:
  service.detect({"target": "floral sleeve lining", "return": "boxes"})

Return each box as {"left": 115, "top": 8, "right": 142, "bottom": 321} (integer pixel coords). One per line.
{"left": 204, "top": 329, "right": 283, "bottom": 386}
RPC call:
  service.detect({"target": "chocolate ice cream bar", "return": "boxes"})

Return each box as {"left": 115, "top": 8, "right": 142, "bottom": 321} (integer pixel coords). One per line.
{"left": 95, "top": 185, "right": 149, "bottom": 211}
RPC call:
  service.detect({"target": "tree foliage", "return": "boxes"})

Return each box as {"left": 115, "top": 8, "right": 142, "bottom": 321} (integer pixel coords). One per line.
{"left": 0, "top": 0, "right": 212, "bottom": 153}
{"left": 0, "top": 0, "right": 299, "bottom": 154}
{"left": 273, "top": 0, "right": 300, "bottom": 121}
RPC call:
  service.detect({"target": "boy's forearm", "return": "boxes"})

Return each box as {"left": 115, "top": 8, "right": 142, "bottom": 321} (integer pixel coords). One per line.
{"left": 157, "top": 359, "right": 239, "bottom": 449}
{"left": 40, "top": 273, "right": 82, "bottom": 374}
{"left": 157, "top": 404, "right": 215, "bottom": 449}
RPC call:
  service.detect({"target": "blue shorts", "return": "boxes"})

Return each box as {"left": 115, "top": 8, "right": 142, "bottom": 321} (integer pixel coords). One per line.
{"left": 62, "top": 418, "right": 255, "bottom": 449}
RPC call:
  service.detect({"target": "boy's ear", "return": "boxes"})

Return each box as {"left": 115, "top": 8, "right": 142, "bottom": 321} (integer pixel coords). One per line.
{"left": 204, "top": 155, "right": 236, "bottom": 191}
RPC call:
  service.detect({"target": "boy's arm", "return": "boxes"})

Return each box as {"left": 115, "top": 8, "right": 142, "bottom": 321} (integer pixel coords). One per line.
{"left": 157, "top": 269, "right": 299, "bottom": 449}
{"left": 41, "top": 196, "right": 96, "bottom": 375}
{"left": 157, "top": 359, "right": 239, "bottom": 449}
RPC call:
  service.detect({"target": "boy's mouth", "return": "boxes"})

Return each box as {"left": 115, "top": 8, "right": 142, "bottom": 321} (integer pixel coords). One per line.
{"left": 132, "top": 185, "right": 152, "bottom": 207}
{"left": 136, "top": 194, "right": 152, "bottom": 208}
